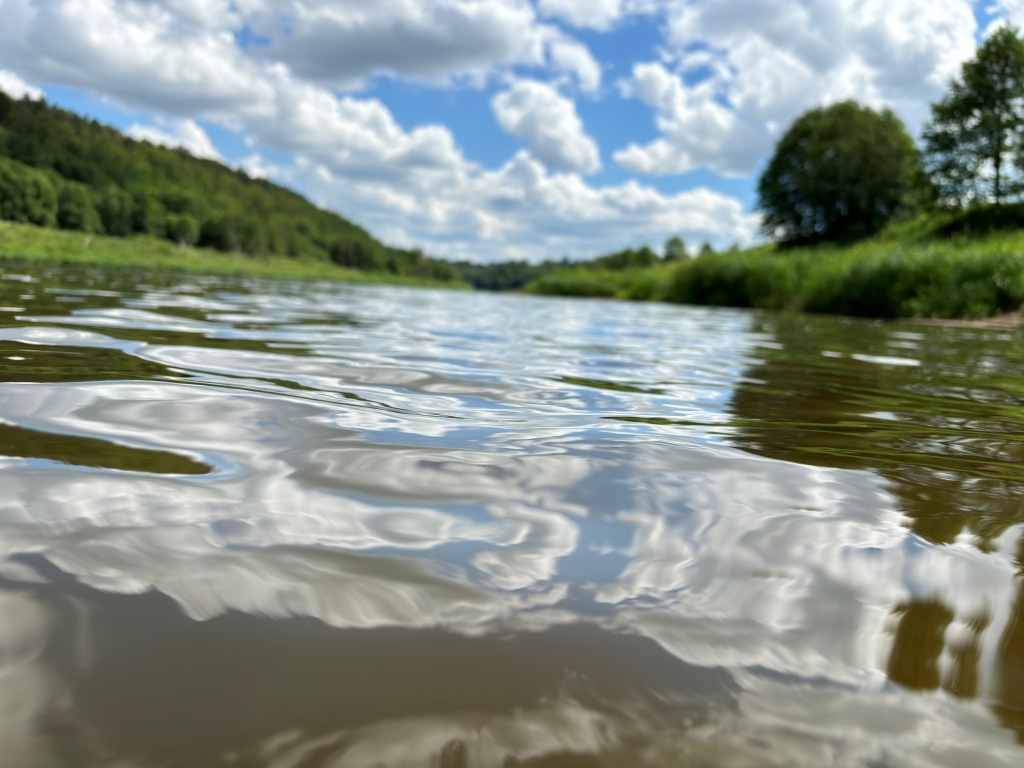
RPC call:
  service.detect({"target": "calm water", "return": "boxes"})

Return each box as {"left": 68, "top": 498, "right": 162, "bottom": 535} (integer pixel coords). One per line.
{"left": 2, "top": 263, "right": 1024, "bottom": 767}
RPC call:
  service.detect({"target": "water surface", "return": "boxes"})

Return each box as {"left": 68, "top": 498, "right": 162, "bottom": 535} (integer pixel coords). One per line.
{"left": 2, "top": 263, "right": 1024, "bottom": 766}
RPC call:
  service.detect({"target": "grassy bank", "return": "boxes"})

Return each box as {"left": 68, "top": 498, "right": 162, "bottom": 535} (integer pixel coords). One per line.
{"left": 526, "top": 221, "right": 1024, "bottom": 320}
{"left": 0, "top": 221, "right": 467, "bottom": 288}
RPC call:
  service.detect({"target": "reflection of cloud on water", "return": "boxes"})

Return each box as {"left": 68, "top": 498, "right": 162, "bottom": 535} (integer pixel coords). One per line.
{"left": 7, "top": 277, "right": 1024, "bottom": 761}
{"left": 0, "top": 376, "right": 591, "bottom": 623}
{"left": 0, "top": 591, "right": 67, "bottom": 767}
{"left": 1, "top": 372, "right": 1019, "bottom": 703}
{"left": 1, "top": 568, "right": 1019, "bottom": 767}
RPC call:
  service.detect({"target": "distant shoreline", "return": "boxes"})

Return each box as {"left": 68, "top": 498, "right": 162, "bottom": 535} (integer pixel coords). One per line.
{"left": 0, "top": 221, "right": 468, "bottom": 289}
{"left": 525, "top": 212, "right": 1024, "bottom": 324}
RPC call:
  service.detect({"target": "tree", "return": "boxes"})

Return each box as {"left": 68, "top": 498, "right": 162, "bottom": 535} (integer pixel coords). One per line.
{"left": 757, "top": 101, "right": 922, "bottom": 244}
{"left": 56, "top": 181, "right": 101, "bottom": 232}
{"left": 0, "top": 156, "right": 58, "bottom": 227}
{"left": 664, "top": 236, "right": 687, "bottom": 261}
{"left": 166, "top": 213, "right": 199, "bottom": 247}
{"left": 923, "top": 25, "right": 1024, "bottom": 207}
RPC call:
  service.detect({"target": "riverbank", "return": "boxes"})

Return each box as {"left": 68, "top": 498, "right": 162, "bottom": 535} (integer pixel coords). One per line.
{"left": 0, "top": 221, "right": 468, "bottom": 288}
{"left": 526, "top": 219, "right": 1024, "bottom": 321}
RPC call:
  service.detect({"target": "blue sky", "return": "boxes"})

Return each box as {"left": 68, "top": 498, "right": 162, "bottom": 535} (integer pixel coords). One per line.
{"left": 0, "top": 0, "right": 1010, "bottom": 262}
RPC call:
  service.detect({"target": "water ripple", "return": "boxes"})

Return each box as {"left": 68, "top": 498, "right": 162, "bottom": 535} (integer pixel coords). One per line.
{"left": 1, "top": 267, "right": 1024, "bottom": 765}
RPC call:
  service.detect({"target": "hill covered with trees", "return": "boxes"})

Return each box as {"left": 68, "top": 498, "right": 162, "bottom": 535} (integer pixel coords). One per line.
{"left": 0, "top": 91, "right": 458, "bottom": 283}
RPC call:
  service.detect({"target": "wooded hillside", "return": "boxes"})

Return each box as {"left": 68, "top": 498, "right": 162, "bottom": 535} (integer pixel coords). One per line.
{"left": 0, "top": 92, "right": 457, "bottom": 282}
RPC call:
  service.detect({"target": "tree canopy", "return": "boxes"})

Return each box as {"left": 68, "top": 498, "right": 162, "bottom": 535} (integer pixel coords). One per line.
{"left": 0, "top": 91, "right": 458, "bottom": 282}
{"left": 923, "top": 25, "right": 1024, "bottom": 207}
{"left": 757, "top": 100, "right": 921, "bottom": 245}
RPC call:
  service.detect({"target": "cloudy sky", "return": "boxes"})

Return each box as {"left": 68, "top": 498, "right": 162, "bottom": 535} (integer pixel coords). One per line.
{"left": 0, "top": 0, "right": 1013, "bottom": 262}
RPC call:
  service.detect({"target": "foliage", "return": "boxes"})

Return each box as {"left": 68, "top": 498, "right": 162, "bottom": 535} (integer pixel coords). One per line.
{"left": 526, "top": 209, "right": 1024, "bottom": 320}
{"left": 757, "top": 100, "right": 922, "bottom": 245}
{"left": 664, "top": 236, "right": 687, "bottom": 261}
{"left": 55, "top": 180, "right": 102, "bottom": 232}
{"left": 455, "top": 259, "right": 575, "bottom": 291}
{"left": 524, "top": 266, "right": 671, "bottom": 301}
{"left": 923, "top": 26, "right": 1024, "bottom": 206}
{"left": 166, "top": 213, "right": 199, "bottom": 247}
{"left": 589, "top": 245, "right": 659, "bottom": 271}
{"left": 457, "top": 246, "right": 668, "bottom": 292}
{"left": 0, "top": 155, "right": 58, "bottom": 227}
{"left": 0, "top": 91, "right": 458, "bottom": 282}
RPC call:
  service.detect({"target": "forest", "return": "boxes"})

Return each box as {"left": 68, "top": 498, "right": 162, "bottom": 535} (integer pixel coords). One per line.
{"left": 0, "top": 91, "right": 459, "bottom": 283}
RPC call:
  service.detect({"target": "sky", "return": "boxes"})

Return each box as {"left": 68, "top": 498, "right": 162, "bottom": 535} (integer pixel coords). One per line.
{"left": 0, "top": 0, "right": 1015, "bottom": 263}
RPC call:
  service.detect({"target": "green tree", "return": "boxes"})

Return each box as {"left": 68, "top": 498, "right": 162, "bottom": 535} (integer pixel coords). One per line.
{"left": 166, "top": 213, "right": 199, "bottom": 247}
{"left": 56, "top": 181, "right": 102, "bottom": 232}
{"left": 757, "top": 100, "right": 921, "bottom": 244}
{"left": 97, "top": 186, "right": 134, "bottom": 236}
{"left": 923, "top": 26, "right": 1024, "bottom": 207}
{"left": 0, "top": 156, "right": 58, "bottom": 227}
{"left": 664, "top": 236, "right": 687, "bottom": 261}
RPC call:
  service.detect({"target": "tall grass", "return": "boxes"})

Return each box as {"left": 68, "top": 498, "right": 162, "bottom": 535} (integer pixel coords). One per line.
{"left": 529, "top": 229, "right": 1024, "bottom": 320}
{"left": 524, "top": 265, "right": 674, "bottom": 301}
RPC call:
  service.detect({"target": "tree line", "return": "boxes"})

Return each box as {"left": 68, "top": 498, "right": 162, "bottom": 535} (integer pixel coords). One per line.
{"left": 758, "top": 26, "right": 1024, "bottom": 246}
{"left": 453, "top": 245, "right": 681, "bottom": 290}
{"left": 0, "top": 92, "right": 458, "bottom": 282}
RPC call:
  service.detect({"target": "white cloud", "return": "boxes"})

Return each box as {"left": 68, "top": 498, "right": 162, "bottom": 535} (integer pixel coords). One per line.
{"left": 254, "top": 0, "right": 545, "bottom": 88}
{"left": 127, "top": 118, "right": 223, "bottom": 161}
{"left": 238, "top": 153, "right": 270, "bottom": 180}
{"left": 614, "top": 63, "right": 767, "bottom": 177}
{"left": 0, "top": 0, "right": 270, "bottom": 115}
{"left": 225, "top": 0, "right": 599, "bottom": 91}
{"left": 296, "top": 150, "right": 759, "bottom": 262}
{"left": 535, "top": 0, "right": 656, "bottom": 31}
{"left": 0, "top": 0, "right": 758, "bottom": 262}
{"left": 546, "top": 33, "right": 602, "bottom": 92}
{"left": 616, "top": 0, "right": 979, "bottom": 178}
{"left": 0, "top": 69, "right": 42, "bottom": 100}
{"left": 492, "top": 79, "right": 601, "bottom": 174}
{"left": 537, "top": 0, "right": 626, "bottom": 30}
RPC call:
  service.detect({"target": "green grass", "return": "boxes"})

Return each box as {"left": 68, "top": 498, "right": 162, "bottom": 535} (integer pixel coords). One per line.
{"left": 526, "top": 217, "right": 1024, "bottom": 320}
{"left": 0, "top": 221, "right": 468, "bottom": 288}
{"left": 524, "top": 264, "right": 676, "bottom": 301}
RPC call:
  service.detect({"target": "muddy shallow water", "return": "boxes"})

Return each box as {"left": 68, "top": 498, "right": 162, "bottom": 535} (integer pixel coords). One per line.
{"left": 1, "top": 263, "right": 1023, "bottom": 767}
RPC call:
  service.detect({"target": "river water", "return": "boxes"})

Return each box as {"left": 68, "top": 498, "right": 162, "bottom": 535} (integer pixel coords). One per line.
{"left": 1, "top": 263, "right": 1023, "bottom": 767}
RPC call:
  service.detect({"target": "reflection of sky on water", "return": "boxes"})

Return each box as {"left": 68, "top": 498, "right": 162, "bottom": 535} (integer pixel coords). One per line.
{"left": 2, "top": 269, "right": 1024, "bottom": 764}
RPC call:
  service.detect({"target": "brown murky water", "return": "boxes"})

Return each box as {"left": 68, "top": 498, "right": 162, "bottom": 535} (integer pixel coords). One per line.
{"left": 2, "top": 263, "right": 1024, "bottom": 767}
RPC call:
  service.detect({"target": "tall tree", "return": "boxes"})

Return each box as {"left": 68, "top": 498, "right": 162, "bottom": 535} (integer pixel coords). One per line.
{"left": 757, "top": 101, "right": 921, "bottom": 245}
{"left": 923, "top": 25, "right": 1024, "bottom": 207}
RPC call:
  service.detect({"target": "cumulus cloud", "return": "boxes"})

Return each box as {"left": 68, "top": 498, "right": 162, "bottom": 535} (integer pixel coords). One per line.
{"left": 127, "top": 118, "right": 223, "bottom": 161}
{"left": 536, "top": 0, "right": 655, "bottom": 31}
{"left": 227, "top": 0, "right": 598, "bottom": 91}
{"left": 492, "top": 79, "right": 601, "bottom": 174}
{"left": 615, "top": 63, "right": 767, "bottom": 177}
{"left": 296, "top": 150, "right": 759, "bottom": 262}
{"left": 0, "top": 0, "right": 269, "bottom": 115}
{"left": 545, "top": 33, "right": 602, "bottom": 92}
{"left": 616, "top": 0, "right": 979, "bottom": 178}
{"left": 0, "top": 69, "right": 42, "bottom": 100}
{"left": 0, "top": 0, "right": 759, "bottom": 261}
{"left": 255, "top": 0, "right": 543, "bottom": 88}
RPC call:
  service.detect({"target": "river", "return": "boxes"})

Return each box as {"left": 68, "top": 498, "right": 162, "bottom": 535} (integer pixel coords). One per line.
{"left": 1, "top": 262, "right": 1023, "bottom": 767}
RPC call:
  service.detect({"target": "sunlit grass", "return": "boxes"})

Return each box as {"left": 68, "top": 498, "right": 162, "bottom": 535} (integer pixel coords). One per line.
{"left": 527, "top": 226, "right": 1024, "bottom": 320}
{"left": 0, "top": 221, "right": 468, "bottom": 288}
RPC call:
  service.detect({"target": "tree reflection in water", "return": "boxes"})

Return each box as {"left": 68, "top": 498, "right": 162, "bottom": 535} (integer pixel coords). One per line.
{"left": 728, "top": 314, "right": 1024, "bottom": 741}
